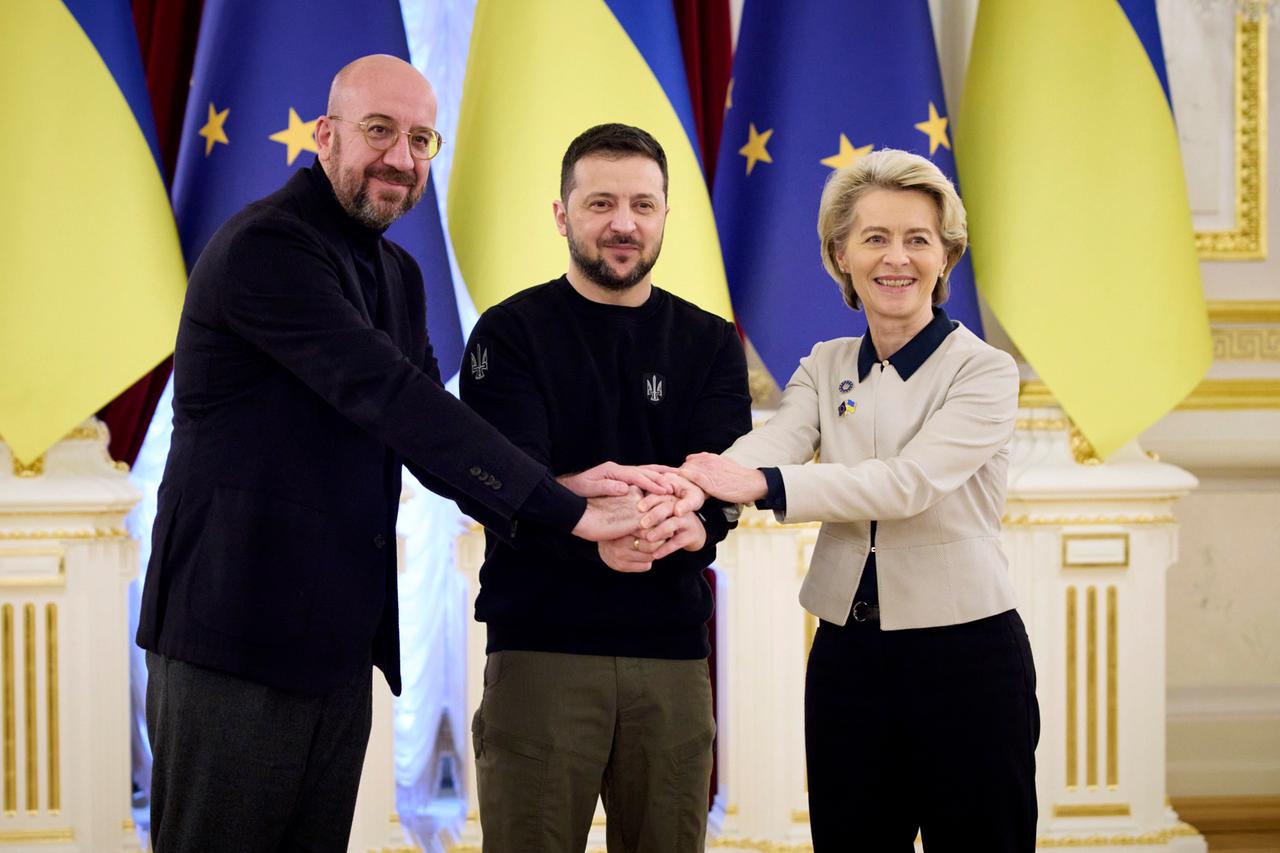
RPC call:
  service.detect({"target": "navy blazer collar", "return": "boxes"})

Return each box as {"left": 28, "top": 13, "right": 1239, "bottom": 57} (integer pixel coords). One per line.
{"left": 857, "top": 307, "right": 958, "bottom": 382}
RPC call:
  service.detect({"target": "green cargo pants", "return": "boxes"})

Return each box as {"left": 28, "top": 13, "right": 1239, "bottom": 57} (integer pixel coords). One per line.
{"left": 471, "top": 650, "right": 715, "bottom": 853}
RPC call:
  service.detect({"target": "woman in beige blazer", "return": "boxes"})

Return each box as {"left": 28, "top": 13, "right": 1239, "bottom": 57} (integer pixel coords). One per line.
{"left": 680, "top": 150, "right": 1038, "bottom": 852}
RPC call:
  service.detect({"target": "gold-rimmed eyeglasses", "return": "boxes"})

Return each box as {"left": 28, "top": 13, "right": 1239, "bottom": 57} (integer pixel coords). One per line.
{"left": 328, "top": 115, "right": 444, "bottom": 161}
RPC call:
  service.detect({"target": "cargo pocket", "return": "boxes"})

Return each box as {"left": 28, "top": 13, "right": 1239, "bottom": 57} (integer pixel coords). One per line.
{"left": 471, "top": 704, "right": 551, "bottom": 852}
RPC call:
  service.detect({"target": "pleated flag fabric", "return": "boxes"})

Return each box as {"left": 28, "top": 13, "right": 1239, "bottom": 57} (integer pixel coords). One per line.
{"left": 0, "top": 0, "right": 186, "bottom": 464}
{"left": 714, "top": 0, "right": 985, "bottom": 389}
{"left": 171, "top": 0, "right": 464, "bottom": 374}
{"left": 958, "top": 0, "right": 1211, "bottom": 458}
{"left": 448, "top": 0, "right": 732, "bottom": 321}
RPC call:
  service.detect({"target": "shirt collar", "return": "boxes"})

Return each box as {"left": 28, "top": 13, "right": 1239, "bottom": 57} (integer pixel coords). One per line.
{"left": 856, "top": 307, "right": 958, "bottom": 382}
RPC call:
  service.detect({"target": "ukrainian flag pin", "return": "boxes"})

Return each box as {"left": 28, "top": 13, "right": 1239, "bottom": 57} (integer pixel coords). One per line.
{"left": 838, "top": 399, "right": 857, "bottom": 417}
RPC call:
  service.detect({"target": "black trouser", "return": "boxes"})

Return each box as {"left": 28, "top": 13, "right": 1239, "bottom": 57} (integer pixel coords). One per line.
{"left": 804, "top": 610, "right": 1039, "bottom": 852}
{"left": 145, "top": 652, "right": 372, "bottom": 853}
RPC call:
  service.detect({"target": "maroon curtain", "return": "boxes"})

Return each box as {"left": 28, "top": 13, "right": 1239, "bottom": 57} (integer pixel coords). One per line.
{"left": 674, "top": 0, "right": 733, "bottom": 191}
{"left": 98, "top": 0, "right": 203, "bottom": 466}
{"left": 675, "top": 0, "right": 735, "bottom": 809}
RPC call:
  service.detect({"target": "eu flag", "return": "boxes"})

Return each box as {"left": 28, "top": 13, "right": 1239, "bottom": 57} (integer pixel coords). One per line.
{"left": 714, "top": 0, "right": 983, "bottom": 388}
{"left": 172, "top": 0, "right": 463, "bottom": 372}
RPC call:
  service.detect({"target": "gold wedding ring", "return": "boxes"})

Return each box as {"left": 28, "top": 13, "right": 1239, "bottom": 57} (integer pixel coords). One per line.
{"left": 633, "top": 538, "right": 642, "bottom": 551}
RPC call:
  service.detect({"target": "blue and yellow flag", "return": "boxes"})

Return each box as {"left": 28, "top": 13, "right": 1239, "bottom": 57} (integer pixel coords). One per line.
{"left": 958, "top": 0, "right": 1211, "bottom": 458}
{"left": 0, "top": 1, "right": 186, "bottom": 464}
{"left": 172, "top": 0, "right": 463, "bottom": 372}
{"left": 714, "top": 0, "right": 983, "bottom": 388}
{"left": 448, "top": 0, "right": 732, "bottom": 319}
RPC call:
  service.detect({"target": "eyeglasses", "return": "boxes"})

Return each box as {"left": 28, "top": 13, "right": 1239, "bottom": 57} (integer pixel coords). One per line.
{"left": 328, "top": 116, "right": 444, "bottom": 161}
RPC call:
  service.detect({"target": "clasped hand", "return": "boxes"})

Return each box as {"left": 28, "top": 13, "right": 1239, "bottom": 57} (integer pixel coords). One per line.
{"left": 561, "top": 462, "right": 708, "bottom": 573}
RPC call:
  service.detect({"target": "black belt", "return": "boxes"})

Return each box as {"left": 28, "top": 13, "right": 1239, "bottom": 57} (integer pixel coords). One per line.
{"left": 850, "top": 600, "right": 879, "bottom": 623}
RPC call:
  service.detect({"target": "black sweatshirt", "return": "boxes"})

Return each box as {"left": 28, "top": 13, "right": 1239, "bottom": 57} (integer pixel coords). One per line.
{"left": 459, "top": 276, "right": 752, "bottom": 659}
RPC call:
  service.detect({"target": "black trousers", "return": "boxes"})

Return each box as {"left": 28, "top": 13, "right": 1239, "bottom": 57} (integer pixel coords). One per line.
{"left": 145, "top": 652, "right": 373, "bottom": 853}
{"left": 804, "top": 610, "right": 1039, "bottom": 852}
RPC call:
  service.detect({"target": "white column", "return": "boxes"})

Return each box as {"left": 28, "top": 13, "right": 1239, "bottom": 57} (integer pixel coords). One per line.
{"left": 1006, "top": 409, "right": 1207, "bottom": 852}
{"left": 0, "top": 422, "right": 141, "bottom": 853}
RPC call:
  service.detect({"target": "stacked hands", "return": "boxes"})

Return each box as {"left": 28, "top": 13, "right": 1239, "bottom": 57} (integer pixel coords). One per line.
{"left": 564, "top": 456, "right": 767, "bottom": 573}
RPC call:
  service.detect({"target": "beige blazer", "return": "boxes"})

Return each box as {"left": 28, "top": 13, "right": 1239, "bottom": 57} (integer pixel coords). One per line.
{"left": 725, "top": 325, "right": 1019, "bottom": 629}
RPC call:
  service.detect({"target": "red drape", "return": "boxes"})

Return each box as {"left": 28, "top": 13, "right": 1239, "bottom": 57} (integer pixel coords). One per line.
{"left": 673, "top": 0, "right": 733, "bottom": 191}
{"left": 98, "top": 0, "right": 203, "bottom": 465}
{"left": 675, "top": 0, "right": 735, "bottom": 810}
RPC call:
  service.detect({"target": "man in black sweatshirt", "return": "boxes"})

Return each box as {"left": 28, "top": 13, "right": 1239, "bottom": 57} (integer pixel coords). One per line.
{"left": 461, "top": 124, "right": 751, "bottom": 852}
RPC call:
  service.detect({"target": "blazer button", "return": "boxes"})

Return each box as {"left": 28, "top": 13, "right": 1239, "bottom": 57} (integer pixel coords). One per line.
{"left": 470, "top": 466, "right": 482, "bottom": 477}
{"left": 492, "top": 479, "right": 502, "bottom": 489}
{"left": 373, "top": 533, "right": 387, "bottom": 549}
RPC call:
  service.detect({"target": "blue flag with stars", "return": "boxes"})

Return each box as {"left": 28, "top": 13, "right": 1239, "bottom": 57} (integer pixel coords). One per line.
{"left": 171, "top": 0, "right": 463, "bottom": 372}
{"left": 714, "top": 0, "right": 983, "bottom": 387}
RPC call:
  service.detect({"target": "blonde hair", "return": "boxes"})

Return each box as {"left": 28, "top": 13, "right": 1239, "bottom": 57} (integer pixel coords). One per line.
{"left": 816, "top": 148, "right": 967, "bottom": 310}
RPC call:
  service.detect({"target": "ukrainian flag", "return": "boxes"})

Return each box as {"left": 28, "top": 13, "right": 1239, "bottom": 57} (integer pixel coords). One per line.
{"left": 958, "top": 0, "right": 1211, "bottom": 459}
{"left": 448, "top": 0, "right": 732, "bottom": 319}
{"left": 0, "top": 0, "right": 186, "bottom": 465}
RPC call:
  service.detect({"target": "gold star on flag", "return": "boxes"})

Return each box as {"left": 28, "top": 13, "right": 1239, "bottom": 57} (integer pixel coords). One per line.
{"left": 820, "top": 134, "right": 874, "bottom": 170}
{"left": 914, "top": 102, "right": 950, "bottom": 156}
{"left": 738, "top": 123, "right": 773, "bottom": 176}
{"left": 268, "top": 108, "right": 319, "bottom": 166}
{"left": 198, "top": 102, "right": 230, "bottom": 157}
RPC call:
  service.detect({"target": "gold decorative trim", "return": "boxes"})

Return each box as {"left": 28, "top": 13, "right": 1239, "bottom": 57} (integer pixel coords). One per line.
{"left": 61, "top": 423, "right": 108, "bottom": 443}
{"left": 1086, "top": 586, "right": 1098, "bottom": 788}
{"left": 747, "top": 363, "right": 781, "bottom": 408}
{"left": 1068, "top": 426, "right": 1102, "bottom": 466}
{"left": 369, "top": 846, "right": 422, "bottom": 853}
{"left": 10, "top": 456, "right": 42, "bottom": 479}
{"left": 1037, "top": 822, "right": 1200, "bottom": 847}
{"left": 45, "top": 604, "right": 57, "bottom": 814}
{"left": 1019, "top": 379, "right": 1280, "bottom": 411}
{"left": 1176, "top": 379, "right": 1280, "bottom": 410}
{"left": 1207, "top": 300, "right": 1280, "bottom": 324}
{"left": 1061, "top": 533, "right": 1130, "bottom": 569}
{"left": 709, "top": 839, "right": 813, "bottom": 852}
{"left": 1195, "top": 12, "right": 1266, "bottom": 259}
{"left": 0, "top": 528, "right": 130, "bottom": 542}
{"left": 1, "top": 605, "right": 12, "bottom": 814}
{"left": 1004, "top": 514, "right": 1176, "bottom": 527}
{"left": 1053, "top": 803, "right": 1132, "bottom": 818}
{"left": 22, "top": 605, "right": 34, "bottom": 813}
{"left": 0, "top": 547, "right": 66, "bottom": 589}
{"left": 1211, "top": 327, "right": 1280, "bottom": 361}
{"left": 1016, "top": 417, "right": 1070, "bottom": 431}
{"left": 1107, "top": 586, "right": 1119, "bottom": 789}
{"left": 1067, "top": 587, "right": 1078, "bottom": 789}
{"left": 0, "top": 828, "right": 74, "bottom": 843}
{"left": 736, "top": 512, "right": 819, "bottom": 531}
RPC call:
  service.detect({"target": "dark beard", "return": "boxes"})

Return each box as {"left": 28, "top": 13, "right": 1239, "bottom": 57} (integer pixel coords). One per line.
{"left": 331, "top": 132, "right": 423, "bottom": 230}
{"left": 567, "top": 233, "right": 661, "bottom": 292}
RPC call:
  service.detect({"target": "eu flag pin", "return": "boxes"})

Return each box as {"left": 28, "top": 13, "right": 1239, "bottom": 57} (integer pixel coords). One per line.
{"left": 838, "top": 399, "right": 857, "bottom": 417}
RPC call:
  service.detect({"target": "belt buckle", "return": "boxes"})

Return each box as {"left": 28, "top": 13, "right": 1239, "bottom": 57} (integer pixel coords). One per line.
{"left": 851, "top": 600, "right": 876, "bottom": 622}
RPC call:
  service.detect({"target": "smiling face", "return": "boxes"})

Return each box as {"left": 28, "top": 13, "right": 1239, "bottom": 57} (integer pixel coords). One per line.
{"left": 836, "top": 187, "right": 946, "bottom": 332}
{"left": 315, "top": 55, "right": 437, "bottom": 230}
{"left": 554, "top": 153, "right": 668, "bottom": 293}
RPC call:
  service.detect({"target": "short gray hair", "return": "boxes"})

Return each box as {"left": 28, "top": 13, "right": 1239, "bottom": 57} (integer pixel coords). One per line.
{"left": 816, "top": 148, "right": 967, "bottom": 310}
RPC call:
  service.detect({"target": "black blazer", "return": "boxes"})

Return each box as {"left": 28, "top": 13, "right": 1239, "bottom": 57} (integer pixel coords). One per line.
{"left": 137, "top": 164, "right": 575, "bottom": 694}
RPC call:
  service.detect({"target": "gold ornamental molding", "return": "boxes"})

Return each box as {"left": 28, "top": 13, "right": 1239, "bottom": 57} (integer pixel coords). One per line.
{"left": 1036, "top": 821, "right": 1200, "bottom": 847}
{"left": 0, "top": 828, "right": 74, "bottom": 843}
{"left": 1053, "top": 803, "right": 1132, "bottom": 819}
{"left": 0, "top": 528, "right": 130, "bottom": 542}
{"left": 1019, "top": 379, "right": 1280, "bottom": 412}
{"left": 1195, "top": 12, "right": 1266, "bottom": 259}
{"left": 1004, "top": 513, "right": 1177, "bottom": 527}
{"left": 1208, "top": 301, "right": 1280, "bottom": 361}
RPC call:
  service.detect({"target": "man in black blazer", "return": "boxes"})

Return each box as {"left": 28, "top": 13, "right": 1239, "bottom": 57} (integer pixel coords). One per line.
{"left": 137, "top": 55, "right": 654, "bottom": 853}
